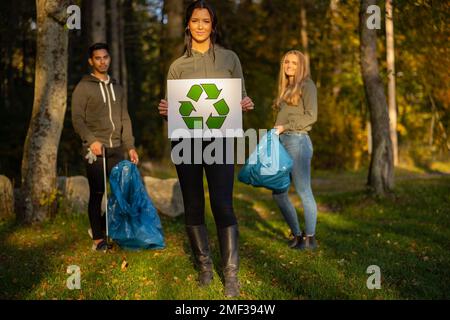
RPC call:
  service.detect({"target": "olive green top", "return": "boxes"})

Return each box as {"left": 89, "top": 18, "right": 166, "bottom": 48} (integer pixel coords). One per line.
{"left": 167, "top": 45, "right": 247, "bottom": 98}
{"left": 274, "top": 78, "right": 318, "bottom": 133}
{"left": 72, "top": 74, "right": 135, "bottom": 150}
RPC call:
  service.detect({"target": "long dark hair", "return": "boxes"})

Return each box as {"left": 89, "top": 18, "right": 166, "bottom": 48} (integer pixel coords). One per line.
{"left": 184, "top": 0, "right": 221, "bottom": 57}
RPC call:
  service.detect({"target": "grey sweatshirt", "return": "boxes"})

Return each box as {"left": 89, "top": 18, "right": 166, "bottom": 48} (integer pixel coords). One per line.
{"left": 71, "top": 74, "right": 135, "bottom": 151}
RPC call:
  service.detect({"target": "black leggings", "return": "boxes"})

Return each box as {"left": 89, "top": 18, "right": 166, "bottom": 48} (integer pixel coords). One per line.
{"left": 172, "top": 139, "right": 237, "bottom": 228}
{"left": 85, "top": 147, "right": 124, "bottom": 240}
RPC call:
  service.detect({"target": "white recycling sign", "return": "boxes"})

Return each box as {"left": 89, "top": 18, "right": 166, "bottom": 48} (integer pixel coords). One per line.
{"left": 167, "top": 78, "right": 243, "bottom": 139}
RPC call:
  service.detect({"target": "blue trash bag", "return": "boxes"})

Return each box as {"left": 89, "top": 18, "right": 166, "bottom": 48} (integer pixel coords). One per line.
{"left": 108, "top": 160, "right": 165, "bottom": 250}
{"left": 238, "top": 129, "right": 293, "bottom": 193}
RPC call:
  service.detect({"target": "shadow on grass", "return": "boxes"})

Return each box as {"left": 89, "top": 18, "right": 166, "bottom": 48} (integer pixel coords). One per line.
{"left": 308, "top": 177, "right": 450, "bottom": 299}
{"left": 230, "top": 175, "right": 450, "bottom": 299}
{"left": 0, "top": 218, "right": 75, "bottom": 299}
{"left": 232, "top": 195, "right": 362, "bottom": 299}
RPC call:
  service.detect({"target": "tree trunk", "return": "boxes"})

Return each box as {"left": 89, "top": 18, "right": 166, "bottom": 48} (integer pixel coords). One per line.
{"left": 386, "top": 0, "right": 398, "bottom": 166}
{"left": 429, "top": 112, "right": 435, "bottom": 147}
{"left": 20, "top": 0, "right": 68, "bottom": 223}
{"left": 161, "top": 0, "right": 184, "bottom": 157}
{"left": 299, "top": 0, "right": 310, "bottom": 74}
{"left": 424, "top": 81, "right": 450, "bottom": 151}
{"left": 330, "top": 0, "right": 342, "bottom": 99}
{"left": 90, "top": 0, "right": 106, "bottom": 43}
{"left": 360, "top": 0, "right": 394, "bottom": 196}
{"left": 119, "top": 0, "right": 128, "bottom": 100}
{"left": 367, "top": 121, "right": 372, "bottom": 155}
{"left": 166, "top": 0, "right": 184, "bottom": 52}
{"left": 110, "top": 0, "right": 120, "bottom": 81}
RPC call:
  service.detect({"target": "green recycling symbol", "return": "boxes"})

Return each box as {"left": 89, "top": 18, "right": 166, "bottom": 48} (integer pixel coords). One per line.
{"left": 178, "top": 83, "right": 230, "bottom": 129}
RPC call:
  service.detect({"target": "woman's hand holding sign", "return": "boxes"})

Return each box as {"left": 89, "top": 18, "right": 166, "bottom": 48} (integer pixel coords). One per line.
{"left": 241, "top": 96, "right": 254, "bottom": 112}
{"left": 158, "top": 99, "right": 168, "bottom": 116}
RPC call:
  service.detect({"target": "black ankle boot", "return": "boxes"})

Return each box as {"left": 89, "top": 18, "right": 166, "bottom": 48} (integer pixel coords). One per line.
{"left": 288, "top": 233, "right": 304, "bottom": 248}
{"left": 186, "top": 225, "right": 214, "bottom": 286}
{"left": 217, "top": 224, "right": 240, "bottom": 297}
{"left": 296, "top": 234, "right": 318, "bottom": 250}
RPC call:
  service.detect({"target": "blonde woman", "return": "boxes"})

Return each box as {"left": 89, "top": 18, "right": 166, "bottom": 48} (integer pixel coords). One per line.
{"left": 273, "top": 50, "right": 318, "bottom": 250}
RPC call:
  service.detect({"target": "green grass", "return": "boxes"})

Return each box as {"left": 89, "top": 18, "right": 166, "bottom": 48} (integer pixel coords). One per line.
{"left": 0, "top": 167, "right": 449, "bottom": 300}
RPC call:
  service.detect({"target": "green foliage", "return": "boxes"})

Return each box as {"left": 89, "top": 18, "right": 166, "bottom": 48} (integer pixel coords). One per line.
{"left": 0, "top": 1, "right": 36, "bottom": 181}
{"left": 0, "top": 0, "right": 448, "bottom": 179}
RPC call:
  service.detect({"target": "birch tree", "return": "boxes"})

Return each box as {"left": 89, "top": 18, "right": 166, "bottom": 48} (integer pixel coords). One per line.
{"left": 386, "top": 0, "right": 398, "bottom": 165}
{"left": 20, "top": 0, "right": 69, "bottom": 223}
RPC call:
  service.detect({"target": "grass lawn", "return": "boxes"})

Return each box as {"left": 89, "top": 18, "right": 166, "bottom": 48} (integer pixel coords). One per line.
{"left": 0, "top": 165, "right": 449, "bottom": 300}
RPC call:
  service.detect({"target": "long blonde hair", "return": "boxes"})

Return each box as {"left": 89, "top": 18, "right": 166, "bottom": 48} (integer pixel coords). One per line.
{"left": 273, "top": 50, "right": 310, "bottom": 110}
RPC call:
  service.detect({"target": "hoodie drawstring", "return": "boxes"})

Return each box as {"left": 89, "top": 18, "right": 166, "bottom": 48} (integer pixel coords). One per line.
{"left": 110, "top": 83, "right": 116, "bottom": 102}
{"left": 98, "top": 82, "right": 106, "bottom": 104}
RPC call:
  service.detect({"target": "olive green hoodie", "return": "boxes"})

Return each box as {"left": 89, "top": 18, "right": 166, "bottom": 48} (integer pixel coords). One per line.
{"left": 274, "top": 78, "right": 318, "bottom": 133}
{"left": 167, "top": 45, "right": 247, "bottom": 97}
{"left": 71, "top": 74, "right": 135, "bottom": 151}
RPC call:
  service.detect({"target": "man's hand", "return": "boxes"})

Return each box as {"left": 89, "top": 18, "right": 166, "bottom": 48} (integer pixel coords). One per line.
{"left": 241, "top": 96, "right": 254, "bottom": 112}
{"left": 90, "top": 141, "right": 104, "bottom": 156}
{"left": 129, "top": 149, "right": 139, "bottom": 164}
{"left": 158, "top": 99, "right": 168, "bottom": 116}
{"left": 274, "top": 125, "right": 285, "bottom": 135}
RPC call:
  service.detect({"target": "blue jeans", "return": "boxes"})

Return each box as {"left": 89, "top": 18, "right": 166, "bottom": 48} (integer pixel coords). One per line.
{"left": 272, "top": 133, "right": 317, "bottom": 236}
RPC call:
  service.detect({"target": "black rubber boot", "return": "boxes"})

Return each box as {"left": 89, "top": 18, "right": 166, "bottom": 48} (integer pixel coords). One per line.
{"left": 186, "top": 225, "right": 214, "bottom": 286}
{"left": 217, "top": 224, "right": 240, "bottom": 297}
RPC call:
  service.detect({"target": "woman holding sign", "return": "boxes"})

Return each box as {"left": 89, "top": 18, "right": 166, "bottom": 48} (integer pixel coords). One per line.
{"left": 158, "top": 0, "right": 253, "bottom": 297}
{"left": 272, "top": 50, "right": 319, "bottom": 250}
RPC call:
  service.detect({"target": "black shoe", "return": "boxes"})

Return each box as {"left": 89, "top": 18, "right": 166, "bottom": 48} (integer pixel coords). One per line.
{"left": 217, "top": 224, "right": 240, "bottom": 297}
{"left": 92, "top": 239, "right": 111, "bottom": 252}
{"left": 295, "top": 235, "right": 318, "bottom": 250}
{"left": 186, "top": 225, "right": 214, "bottom": 287}
{"left": 106, "top": 240, "right": 113, "bottom": 250}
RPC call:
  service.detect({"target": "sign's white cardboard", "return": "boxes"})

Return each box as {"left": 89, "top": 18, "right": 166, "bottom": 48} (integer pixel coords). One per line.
{"left": 167, "top": 78, "right": 243, "bottom": 139}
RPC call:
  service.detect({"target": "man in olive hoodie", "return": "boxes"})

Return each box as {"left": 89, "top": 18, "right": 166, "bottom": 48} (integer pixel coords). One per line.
{"left": 72, "top": 43, "right": 139, "bottom": 251}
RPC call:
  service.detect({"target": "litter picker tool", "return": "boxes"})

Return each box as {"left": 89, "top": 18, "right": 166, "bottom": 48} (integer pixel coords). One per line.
{"left": 102, "top": 145, "right": 109, "bottom": 244}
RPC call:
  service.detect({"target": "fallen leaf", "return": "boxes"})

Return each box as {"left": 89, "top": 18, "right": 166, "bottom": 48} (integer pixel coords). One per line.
{"left": 121, "top": 260, "right": 128, "bottom": 271}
